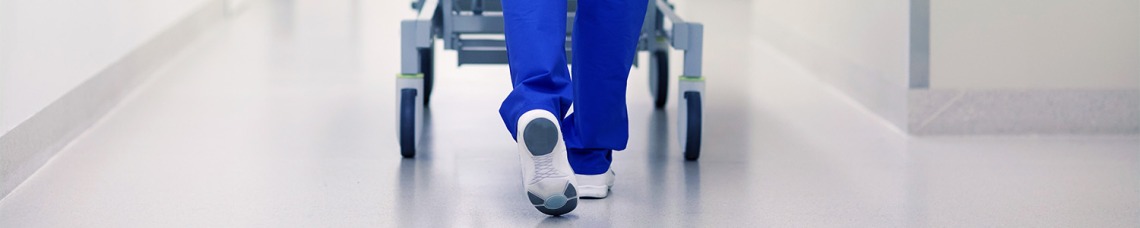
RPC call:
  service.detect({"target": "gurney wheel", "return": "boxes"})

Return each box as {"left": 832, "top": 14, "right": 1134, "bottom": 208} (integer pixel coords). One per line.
{"left": 420, "top": 48, "right": 434, "bottom": 105}
{"left": 399, "top": 88, "right": 418, "bottom": 158}
{"left": 683, "top": 91, "right": 702, "bottom": 161}
{"left": 650, "top": 51, "right": 669, "bottom": 108}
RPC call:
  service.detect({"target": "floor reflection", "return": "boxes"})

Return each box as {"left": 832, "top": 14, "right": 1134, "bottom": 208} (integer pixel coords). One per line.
{"left": 682, "top": 160, "right": 701, "bottom": 225}
{"left": 535, "top": 214, "right": 578, "bottom": 227}
{"left": 645, "top": 109, "right": 670, "bottom": 227}
{"left": 395, "top": 158, "right": 416, "bottom": 226}
{"left": 394, "top": 108, "right": 447, "bottom": 227}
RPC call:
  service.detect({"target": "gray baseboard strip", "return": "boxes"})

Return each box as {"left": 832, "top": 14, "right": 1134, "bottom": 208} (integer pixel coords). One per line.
{"left": 0, "top": 0, "right": 229, "bottom": 199}
{"left": 909, "top": 89, "right": 1140, "bottom": 135}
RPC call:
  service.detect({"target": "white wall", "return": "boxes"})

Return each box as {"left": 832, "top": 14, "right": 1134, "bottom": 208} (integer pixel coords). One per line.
{"left": 0, "top": 0, "right": 212, "bottom": 134}
{"left": 929, "top": 0, "right": 1139, "bottom": 89}
{"left": 750, "top": 0, "right": 911, "bottom": 128}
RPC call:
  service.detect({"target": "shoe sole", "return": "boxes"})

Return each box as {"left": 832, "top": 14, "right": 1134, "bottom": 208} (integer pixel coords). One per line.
{"left": 576, "top": 185, "right": 610, "bottom": 199}
{"left": 527, "top": 182, "right": 578, "bottom": 215}
{"left": 522, "top": 118, "right": 577, "bottom": 216}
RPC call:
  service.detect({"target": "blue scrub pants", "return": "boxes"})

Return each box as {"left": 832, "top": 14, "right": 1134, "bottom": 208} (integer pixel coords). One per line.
{"left": 499, "top": 0, "right": 647, "bottom": 175}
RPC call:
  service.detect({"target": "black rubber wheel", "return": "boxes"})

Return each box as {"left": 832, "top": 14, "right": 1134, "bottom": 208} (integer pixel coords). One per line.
{"left": 650, "top": 51, "right": 669, "bottom": 108}
{"left": 683, "top": 91, "right": 702, "bottom": 161}
{"left": 400, "top": 89, "right": 418, "bottom": 158}
{"left": 419, "top": 48, "right": 434, "bottom": 106}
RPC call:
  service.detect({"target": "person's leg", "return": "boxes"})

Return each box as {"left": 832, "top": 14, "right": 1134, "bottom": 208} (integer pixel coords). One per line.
{"left": 563, "top": 0, "right": 648, "bottom": 174}
{"left": 563, "top": 0, "right": 648, "bottom": 198}
{"left": 499, "top": 0, "right": 573, "bottom": 136}
{"left": 500, "top": 0, "right": 578, "bottom": 216}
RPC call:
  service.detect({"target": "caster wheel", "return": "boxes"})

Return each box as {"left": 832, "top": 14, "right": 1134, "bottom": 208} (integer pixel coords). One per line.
{"left": 419, "top": 48, "right": 434, "bottom": 105}
{"left": 649, "top": 51, "right": 669, "bottom": 108}
{"left": 683, "top": 91, "right": 702, "bottom": 161}
{"left": 399, "top": 88, "right": 418, "bottom": 158}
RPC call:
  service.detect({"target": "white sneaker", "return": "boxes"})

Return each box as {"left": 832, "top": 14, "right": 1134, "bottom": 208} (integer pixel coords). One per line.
{"left": 516, "top": 110, "right": 578, "bottom": 216}
{"left": 575, "top": 169, "right": 615, "bottom": 199}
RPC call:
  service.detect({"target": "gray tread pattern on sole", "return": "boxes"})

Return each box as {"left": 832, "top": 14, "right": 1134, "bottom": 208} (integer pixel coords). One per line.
{"left": 522, "top": 118, "right": 558, "bottom": 156}
{"left": 526, "top": 182, "right": 578, "bottom": 216}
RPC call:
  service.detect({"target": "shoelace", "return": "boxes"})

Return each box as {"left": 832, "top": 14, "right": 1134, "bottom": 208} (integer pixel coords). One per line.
{"left": 529, "top": 154, "right": 563, "bottom": 185}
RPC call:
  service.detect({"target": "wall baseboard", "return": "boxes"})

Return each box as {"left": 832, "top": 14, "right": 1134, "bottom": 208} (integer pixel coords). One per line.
{"left": 909, "top": 89, "right": 1140, "bottom": 135}
{"left": 0, "top": 0, "right": 229, "bottom": 199}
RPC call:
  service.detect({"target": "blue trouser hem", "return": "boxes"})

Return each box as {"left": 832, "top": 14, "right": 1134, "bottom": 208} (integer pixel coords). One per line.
{"left": 568, "top": 148, "right": 612, "bottom": 175}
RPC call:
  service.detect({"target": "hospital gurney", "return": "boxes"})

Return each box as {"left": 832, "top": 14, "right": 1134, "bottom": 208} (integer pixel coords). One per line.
{"left": 398, "top": 0, "right": 705, "bottom": 160}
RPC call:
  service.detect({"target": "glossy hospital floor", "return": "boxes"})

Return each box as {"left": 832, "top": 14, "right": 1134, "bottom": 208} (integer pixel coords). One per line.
{"left": 1, "top": 0, "right": 1138, "bottom": 226}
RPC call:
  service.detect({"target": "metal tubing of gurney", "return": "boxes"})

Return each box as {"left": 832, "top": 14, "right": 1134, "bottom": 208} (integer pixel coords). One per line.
{"left": 401, "top": 0, "right": 439, "bottom": 74}
{"left": 654, "top": 0, "right": 702, "bottom": 77}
